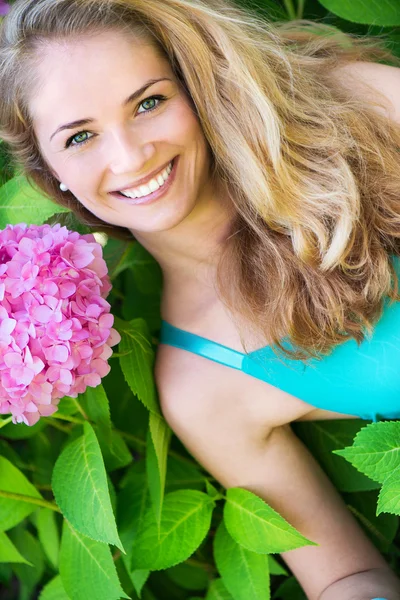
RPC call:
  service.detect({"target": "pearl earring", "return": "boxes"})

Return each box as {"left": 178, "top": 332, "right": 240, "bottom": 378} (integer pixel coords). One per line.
{"left": 59, "top": 183, "right": 68, "bottom": 192}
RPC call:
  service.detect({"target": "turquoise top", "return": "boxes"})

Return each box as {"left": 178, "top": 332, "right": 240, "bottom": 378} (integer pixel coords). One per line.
{"left": 160, "top": 257, "right": 400, "bottom": 422}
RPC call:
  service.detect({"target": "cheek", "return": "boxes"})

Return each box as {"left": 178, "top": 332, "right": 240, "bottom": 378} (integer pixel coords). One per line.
{"left": 168, "top": 100, "right": 204, "bottom": 143}
{"left": 56, "top": 154, "right": 101, "bottom": 191}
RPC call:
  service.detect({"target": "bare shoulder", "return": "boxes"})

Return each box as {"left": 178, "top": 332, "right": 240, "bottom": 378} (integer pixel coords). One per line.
{"left": 154, "top": 341, "right": 313, "bottom": 460}
{"left": 332, "top": 60, "right": 400, "bottom": 124}
{"left": 154, "top": 342, "right": 273, "bottom": 440}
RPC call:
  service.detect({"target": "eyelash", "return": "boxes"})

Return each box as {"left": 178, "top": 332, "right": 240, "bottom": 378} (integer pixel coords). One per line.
{"left": 64, "top": 94, "right": 168, "bottom": 149}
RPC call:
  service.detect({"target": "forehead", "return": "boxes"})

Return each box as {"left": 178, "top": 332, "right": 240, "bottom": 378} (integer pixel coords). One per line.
{"left": 29, "top": 30, "right": 172, "bottom": 126}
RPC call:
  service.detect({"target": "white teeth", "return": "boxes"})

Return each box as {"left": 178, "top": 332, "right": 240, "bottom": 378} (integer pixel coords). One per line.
{"left": 119, "top": 160, "right": 174, "bottom": 199}
{"left": 139, "top": 184, "right": 150, "bottom": 196}
{"left": 149, "top": 179, "right": 159, "bottom": 192}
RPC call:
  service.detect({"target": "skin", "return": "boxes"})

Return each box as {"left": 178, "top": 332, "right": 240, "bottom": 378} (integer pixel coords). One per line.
{"left": 30, "top": 30, "right": 400, "bottom": 599}
{"left": 31, "top": 30, "right": 233, "bottom": 283}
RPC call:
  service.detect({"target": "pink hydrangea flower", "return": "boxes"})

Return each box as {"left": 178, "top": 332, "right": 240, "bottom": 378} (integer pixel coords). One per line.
{"left": 0, "top": 224, "right": 120, "bottom": 426}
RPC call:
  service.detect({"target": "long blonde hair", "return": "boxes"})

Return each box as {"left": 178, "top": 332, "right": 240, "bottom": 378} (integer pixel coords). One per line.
{"left": 1, "top": 0, "right": 400, "bottom": 359}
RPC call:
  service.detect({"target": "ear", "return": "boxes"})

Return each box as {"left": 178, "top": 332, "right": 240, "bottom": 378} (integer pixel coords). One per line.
{"left": 332, "top": 61, "right": 400, "bottom": 125}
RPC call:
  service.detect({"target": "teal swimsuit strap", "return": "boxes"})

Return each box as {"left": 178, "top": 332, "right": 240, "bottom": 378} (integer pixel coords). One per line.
{"left": 160, "top": 320, "right": 245, "bottom": 371}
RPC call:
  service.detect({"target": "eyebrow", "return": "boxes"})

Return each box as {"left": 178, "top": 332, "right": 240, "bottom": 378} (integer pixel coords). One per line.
{"left": 49, "top": 77, "right": 172, "bottom": 142}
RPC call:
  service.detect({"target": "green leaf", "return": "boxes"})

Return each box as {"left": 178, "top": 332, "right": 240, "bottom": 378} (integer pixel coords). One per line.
{"left": 334, "top": 421, "right": 400, "bottom": 485}
{"left": 0, "top": 531, "right": 30, "bottom": 564}
{"left": 103, "top": 360, "right": 149, "bottom": 438}
{"left": 205, "top": 481, "right": 223, "bottom": 500}
{"left": 273, "top": 576, "right": 306, "bottom": 599}
{"left": 131, "top": 490, "right": 215, "bottom": 570}
{"left": 268, "top": 556, "right": 287, "bottom": 576}
{"left": 345, "top": 490, "right": 398, "bottom": 552}
{"left": 37, "top": 508, "right": 60, "bottom": 569}
{"left": 0, "top": 561, "right": 12, "bottom": 587}
{"left": 118, "top": 465, "right": 150, "bottom": 547}
{"left": 0, "top": 176, "right": 69, "bottom": 228}
{"left": 0, "top": 418, "right": 47, "bottom": 439}
{"left": 166, "top": 562, "right": 209, "bottom": 591}
{"left": 9, "top": 528, "right": 45, "bottom": 599}
{"left": 0, "top": 456, "right": 43, "bottom": 531}
{"left": 51, "top": 422, "right": 123, "bottom": 551}
{"left": 27, "top": 429, "right": 56, "bottom": 488}
{"left": 79, "top": 385, "right": 112, "bottom": 444}
{"left": 377, "top": 470, "right": 400, "bottom": 516}
{"left": 39, "top": 575, "right": 71, "bottom": 600}
{"left": 224, "top": 488, "right": 315, "bottom": 554}
{"left": 56, "top": 396, "right": 81, "bottom": 416}
{"left": 59, "top": 520, "right": 129, "bottom": 600}
{"left": 81, "top": 383, "right": 133, "bottom": 473}
{"left": 97, "top": 428, "right": 133, "bottom": 472}
{"left": 293, "top": 420, "right": 378, "bottom": 492}
{"left": 103, "top": 238, "right": 133, "bottom": 279}
{"left": 130, "top": 569, "right": 150, "bottom": 598}
{"left": 129, "top": 243, "right": 163, "bottom": 295}
{"left": 166, "top": 456, "right": 206, "bottom": 493}
{"left": 214, "top": 521, "right": 270, "bottom": 600}
{"left": 121, "top": 268, "right": 161, "bottom": 335}
{"left": 147, "top": 412, "right": 171, "bottom": 524}
{"left": 117, "top": 318, "right": 160, "bottom": 414}
{"left": 117, "top": 463, "right": 151, "bottom": 598}
{"left": 206, "top": 579, "right": 234, "bottom": 600}
{"left": 0, "top": 439, "right": 26, "bottom": 472}
{"left": 117, "top": 465, "right": 151, "bottom": 595}
{"left": 317, "top": 0, "right": 400, "bottom": 26}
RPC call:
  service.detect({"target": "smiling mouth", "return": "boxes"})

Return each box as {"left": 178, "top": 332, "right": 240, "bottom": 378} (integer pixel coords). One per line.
{"left": 116, "top": 159, "right": 174, "bottom": 200}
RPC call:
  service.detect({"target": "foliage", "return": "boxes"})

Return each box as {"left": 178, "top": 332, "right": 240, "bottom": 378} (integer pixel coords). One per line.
{"left": 0, "top": 1, "right": 399, "bottom": 598}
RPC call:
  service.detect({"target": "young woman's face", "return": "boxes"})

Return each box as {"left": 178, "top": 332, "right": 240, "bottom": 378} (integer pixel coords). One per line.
{"left": 31, "top": 30, "right": 213, "bottom": 233}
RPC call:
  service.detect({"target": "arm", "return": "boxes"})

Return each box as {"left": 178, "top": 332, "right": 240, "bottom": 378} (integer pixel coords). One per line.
{"left": 238, "top": 424, "right": 400, "bottom": 600}
{"left": 319, "top": 568, "right": 400, "bottom": 600}
{"left": 156, "top": 348, "right": 400, "bottom": 600}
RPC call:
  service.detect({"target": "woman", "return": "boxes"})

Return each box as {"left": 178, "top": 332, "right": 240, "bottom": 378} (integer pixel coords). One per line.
{"left": 0, "top": 0, "right": 400, "bottom": 597}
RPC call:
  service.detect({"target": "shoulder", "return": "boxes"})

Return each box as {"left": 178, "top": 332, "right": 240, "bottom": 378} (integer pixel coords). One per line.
{"left": 154, "top": 342, "right": 270, "bottom": 437}
{"left": 332, "top": 60, "right": 400, "bottom": 124}
{"left": 154, "top": 341, "right": 312, "bottom": 445}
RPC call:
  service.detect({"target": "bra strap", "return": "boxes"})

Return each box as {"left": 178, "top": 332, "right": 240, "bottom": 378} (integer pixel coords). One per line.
{"left": 160, "top": 321, "right": 245, "bottom": 371}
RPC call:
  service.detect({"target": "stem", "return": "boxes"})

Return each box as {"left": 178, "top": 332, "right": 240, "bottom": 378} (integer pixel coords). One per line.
{"left": 0, "top": 416, "right": 13, "bottom": 429}
{"left": 109, "top": 351, "right": 132, "bottom": 359}
{"left": 73, "top": 398, "right": 88, "bottom": 420}
{"left": 116, "top": 429, "right": 146, "bottom": 448}
{"left": 50, "top": 413, "right": 86, "bottom": 425}
{"left": 113, "top": 550, "right": 122, "bottom": 562}
{"left": 47, "top": 419, "right": 72, "bottom": 434}
{"left": 296, "top": 0, "right": 305, "bottom": 19}
{"left": 35, "top": 484, "right": 53, "bottom": 492}
{"left": 282, "top": 0, "right": 297, "bottom": 20}
{"left": 186, "top": 557, "right": 217, "bottom": 574}
{"left": 0, "top": 489, "right": 61, "bottom": 513}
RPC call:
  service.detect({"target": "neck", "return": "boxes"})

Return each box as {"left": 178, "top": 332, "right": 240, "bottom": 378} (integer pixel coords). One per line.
{"left": 131, "top": 185, "right": 235, "bottom": 289}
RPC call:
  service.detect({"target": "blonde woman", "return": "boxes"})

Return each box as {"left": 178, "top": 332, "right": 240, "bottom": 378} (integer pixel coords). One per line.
{"left": 1, "top": 0, "right": 400, "bottom": 597}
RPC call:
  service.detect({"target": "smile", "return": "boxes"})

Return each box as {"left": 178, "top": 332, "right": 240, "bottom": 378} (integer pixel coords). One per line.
{"left": 118, "top": 160, "right": 173, "bottom": 199}
{"left": 111, "top": 156, "right": 178, "bottom": 206}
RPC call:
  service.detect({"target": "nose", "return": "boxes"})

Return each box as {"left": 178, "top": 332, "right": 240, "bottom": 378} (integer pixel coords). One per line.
{"left": 107, "top": 129, "right": 155, "bottom": 176}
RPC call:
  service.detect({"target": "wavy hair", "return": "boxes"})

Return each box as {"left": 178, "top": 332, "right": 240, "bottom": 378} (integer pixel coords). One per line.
{"left": 0, "top": 0, "right": 400, "bottom": 360}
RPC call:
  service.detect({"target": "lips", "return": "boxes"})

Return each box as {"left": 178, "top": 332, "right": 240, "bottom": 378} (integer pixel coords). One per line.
{"left": 113, "top": 158, "right": 175, "bottom": 194}
{"left": 109, "top": 155, "right": 179, "bottom": 206}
